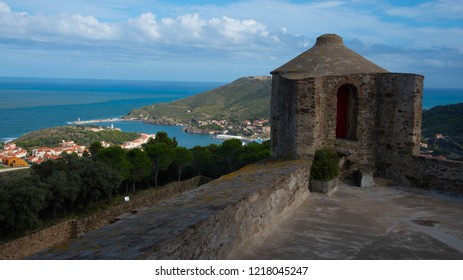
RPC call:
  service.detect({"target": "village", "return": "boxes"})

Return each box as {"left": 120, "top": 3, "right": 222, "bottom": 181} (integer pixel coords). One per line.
{"left": 0, "top": 117, "right": 271, "bottom": 171}
{"left": 0, "top": 132, "right": 156, "bottom": 169}
{"left": 191, "top": 118, "right": 271, "bottom": 140}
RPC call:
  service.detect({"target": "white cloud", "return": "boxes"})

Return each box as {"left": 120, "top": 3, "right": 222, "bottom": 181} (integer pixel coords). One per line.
{"left": 0, "top": 1, "right": 462, "bottom": 86}
{"left": 128, "top": 13, "right": 162, "bottom": 41}
{"left": 0, "top": 1, "right": 10, "bottom": 13}
{"left": 209, "top": 17, "right": 266, "bottom": 44}
{"left": 56, "top": 14, "right": 118, "bottom": 40}
{"left": 0, "top": 3, "right": 117, "bottom": 41}
{"left": 0, "top": 1, "right": 287, "bottom": 51}
{"left": 178, "top": 14, "right": 206, "bottom": 38}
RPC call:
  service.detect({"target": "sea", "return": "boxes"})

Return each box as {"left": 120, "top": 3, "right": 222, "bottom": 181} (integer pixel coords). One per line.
{"left": 1, "top": 77, "right": 462, "bottom": 146}
{"left": 0, "top": 77, "right": 225, "bottom": 147}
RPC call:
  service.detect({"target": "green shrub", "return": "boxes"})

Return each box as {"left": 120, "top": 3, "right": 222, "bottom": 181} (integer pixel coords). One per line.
{"left": 310, "top": 148, "right": 340, "bottom": 181}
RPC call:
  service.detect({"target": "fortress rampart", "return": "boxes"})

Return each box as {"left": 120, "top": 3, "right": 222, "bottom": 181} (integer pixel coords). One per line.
{"left": 24, "top": 160, "right": 311, "bottom": 259}
{"left": 0, "top": 176, "right": 210, "bottom": 259}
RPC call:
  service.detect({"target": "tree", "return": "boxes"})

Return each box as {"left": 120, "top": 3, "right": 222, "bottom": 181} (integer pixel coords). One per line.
{"left": 220, "top": 139, "right": 244, "bottom": 173}
{"left": 89, "top": 141, "right": 103, "bottom": 159}
{"left": 77, "top": 161, "right": 121, "bottom": 209}
{"left": 172, "top": 147, "right": 193, "bottom": 181}
{"left": 241, "top": 141, "right": 271, "bottom": 165}
{"left": 144, "top": 142, "right": 173, "bottom": 187}
{"left": 0, "top": 176, "right": 47, "bottom": 236}
{"left": 96, "top": 146, "right": 131, "bottom": 182}
{"left": 151, "top": 131, "right": 177, "bottom": 148}
{"left": 91, "top": 161, "right": 121, "bottom": 201}
{"left": 0, "top": 185, "right": 13, "bottom": 235}
{"left": 32, "top": 158, "right": 67, "bottom": 181}
{"left": 44, "top": 170, "right": 77, "bottom": 218}
{"left": 190, "top": 145, "right": 212, "bottom": 176}
{"left": 126, "top": 148, "right": 152, "bottom": 192}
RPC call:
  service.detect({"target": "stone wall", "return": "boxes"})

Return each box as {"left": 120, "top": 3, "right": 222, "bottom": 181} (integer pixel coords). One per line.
{"left": 0, "top": 176, "right": 209, "bottom": 260}
{"left": 28, "top": 160, "right": 312, "bottom": 259}
{"left": 0, "top": 220, "right": 74, "bottom": 260}
{"left": 295, "top": 78, "right": 318, "bottom": 157}
{"left": 271, "top": 72, "right": 424, "bottom": 180}
{"left": 385, "top": 156, "right": 463, "bottom": 195}
{"left": 271, "top": 76, "right": 297, "bottom": 158}
{"left": 75, "top": 176, "right": 211, "bottom": 235}
{"left": 144, "top": 160, "right": 311, "bottom": 259}
{"left": 375, "top": 73, "right": 424, "bottom": 167}
{"left": 321, "top": 74, "right": 379, "bottom": 166}
{"left": 272, "top": 73, "right": 422, "bottom": 156}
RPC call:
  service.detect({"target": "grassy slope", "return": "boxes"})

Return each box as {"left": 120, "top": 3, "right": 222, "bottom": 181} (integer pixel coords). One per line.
{"left": 126, "top": 76, "right": 272, "bottom": 124}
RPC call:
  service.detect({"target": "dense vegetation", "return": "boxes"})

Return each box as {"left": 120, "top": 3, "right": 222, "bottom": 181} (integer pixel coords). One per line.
{"left": 422, "top": 103, "right": 463, "bottom": 160}
{"left": 14, "top": 126, "right": 139, "bottom": 150}
{"left": 0, "top": 132, "right": 270, "bottom": 237}
{"left": 422, "top": 103, "right": 463, "bottom": 138}
{"left": 125, "top": 76, "right": 271, "bottom": 125}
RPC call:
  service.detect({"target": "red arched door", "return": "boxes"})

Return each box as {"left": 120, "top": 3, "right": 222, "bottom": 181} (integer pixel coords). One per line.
{"left": 336, "top": 85, "right": 349, "bottom": 138}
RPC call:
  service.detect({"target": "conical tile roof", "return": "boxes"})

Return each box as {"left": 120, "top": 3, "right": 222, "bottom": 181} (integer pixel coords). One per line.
{"left": 271, "top": 34, "right": 388, "bottom": 79}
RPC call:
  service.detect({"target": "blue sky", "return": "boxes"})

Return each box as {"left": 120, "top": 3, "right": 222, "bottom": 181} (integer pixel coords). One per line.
{"left": 0, "top": 0, "right": 462, "bottom": 87}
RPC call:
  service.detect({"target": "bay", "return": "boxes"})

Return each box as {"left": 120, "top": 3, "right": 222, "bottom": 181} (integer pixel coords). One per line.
{"left": 94, "top": 121, "right": 223, "bottom": 148}
{"left": 0, "top": 77, "right": 224, "bottom": 146}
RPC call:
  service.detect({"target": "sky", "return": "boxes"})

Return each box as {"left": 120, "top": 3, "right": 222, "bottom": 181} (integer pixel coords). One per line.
{"left": 0, "top": 0, "right": 462, "bottom": 87}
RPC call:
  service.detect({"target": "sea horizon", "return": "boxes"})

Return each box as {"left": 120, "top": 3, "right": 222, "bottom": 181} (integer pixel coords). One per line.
{"left": 1, "top": 76, "right": 462, "bottom": 145}
{"left": 0, "top": 77, "right": 225, "bottom": 146}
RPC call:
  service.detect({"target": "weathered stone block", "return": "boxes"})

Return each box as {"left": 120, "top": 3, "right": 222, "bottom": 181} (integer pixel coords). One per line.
{"left": 357, "top": 169, "right": 375, "bottom": 188}
{"left": 310, "top": 178, "right": 338, "bottom": 195}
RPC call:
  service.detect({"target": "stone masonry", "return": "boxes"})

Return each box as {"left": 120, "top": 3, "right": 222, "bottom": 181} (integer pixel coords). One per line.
{"left": 29, "top": 160, "right": 311, "bottom": 259}
{"left": 271, "top": 34, "right": 423, "bottom": 162}
{"left": 270, "top": 34, "right": 463, "bottom": 191}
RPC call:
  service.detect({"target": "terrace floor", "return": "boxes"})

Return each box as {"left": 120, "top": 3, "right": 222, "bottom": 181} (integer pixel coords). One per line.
{"left": 232, "top": 182, "right": 463, "bottom": 259}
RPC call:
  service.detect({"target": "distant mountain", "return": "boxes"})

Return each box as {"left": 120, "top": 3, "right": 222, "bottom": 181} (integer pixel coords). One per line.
{"left": 422, "top": 103, "right": 463, "bottom": 138}
{"left": 125, "top": 76, "right": 272, "bottom": 126}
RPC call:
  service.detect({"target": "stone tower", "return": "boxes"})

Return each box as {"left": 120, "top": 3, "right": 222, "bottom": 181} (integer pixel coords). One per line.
{"left": 270, "top": 34, "right": 424, "bottom": 176}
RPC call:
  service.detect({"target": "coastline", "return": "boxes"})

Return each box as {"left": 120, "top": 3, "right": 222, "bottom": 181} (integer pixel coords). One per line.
{"left": 69, "top": 116, "right": 267, "bottom": 143}
{"left": 67, "top": 117, "right": 137, "bottom": 125}
{"left": 4, "top": 119, "right": 224, "bottom": 149}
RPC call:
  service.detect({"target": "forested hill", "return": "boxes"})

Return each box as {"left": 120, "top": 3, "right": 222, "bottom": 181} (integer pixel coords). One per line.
{"left": 15, "top": 126, "right": 139, "bottom": 149}
{"left": 422, "top": 103, "right": 463, "bottom": 138}
{"left": 124, "top": 76, "right": 272, "bottom": 125}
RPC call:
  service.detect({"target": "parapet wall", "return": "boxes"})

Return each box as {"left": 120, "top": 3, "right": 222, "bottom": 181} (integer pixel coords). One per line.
{"left": 386, "top": 156, "right": 463, "bottom": 195}
{"left": 0, "top": 176, "right": 209, "bottom": 260}
{"left": 29, "top": 160, "right": 312, "bottom": 259}
{"left": 145, "top": 160, "right": 311, "bottom": 259}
